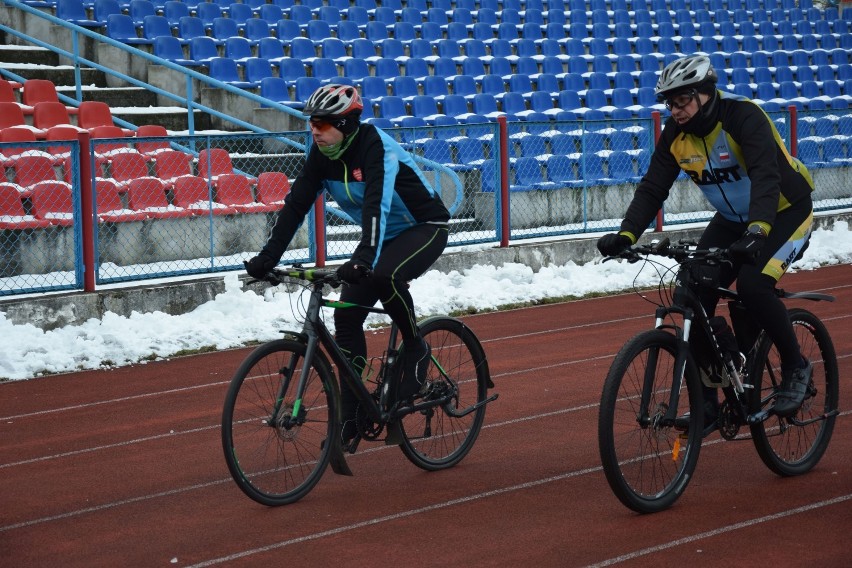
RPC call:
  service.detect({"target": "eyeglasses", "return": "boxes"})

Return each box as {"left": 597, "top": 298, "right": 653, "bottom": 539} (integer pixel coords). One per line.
{"left": 309, "top": 118, "right": 334, "bottom": 132}
{"left": 664, "top": 90, "right": 697, "bottom": 111}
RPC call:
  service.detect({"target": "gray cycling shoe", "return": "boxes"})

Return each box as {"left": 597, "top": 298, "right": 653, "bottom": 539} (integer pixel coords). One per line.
{"left": 774, "top": 361, "right": 813, "bottom": 418}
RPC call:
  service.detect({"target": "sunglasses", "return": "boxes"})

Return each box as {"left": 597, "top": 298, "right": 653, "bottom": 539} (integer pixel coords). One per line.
{"left": 664, "top": 90, "right": 697, "bottom": 111}
{"left": 309, "top": 118, "right": 335, "bottom": 132}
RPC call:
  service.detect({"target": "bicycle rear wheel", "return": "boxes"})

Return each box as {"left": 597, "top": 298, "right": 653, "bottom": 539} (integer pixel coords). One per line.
{"left": 398, "top": 317, "right": 491, "bottom": 470}
{"left": 598, "top": 330, "right": 705, "bottom": 513}
{"left": 221, "top": 339, "right": 336, "bottom": 506}
{"left": 748, "top": 308, "right": 838, "bottom": 476}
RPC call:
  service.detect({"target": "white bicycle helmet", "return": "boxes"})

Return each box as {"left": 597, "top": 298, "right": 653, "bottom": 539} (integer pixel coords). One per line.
{"left": 303, "top": 84, "right": 363, "bottom": 118}
{"left": 655, "top": 55, "right": 718, "bottom": 100}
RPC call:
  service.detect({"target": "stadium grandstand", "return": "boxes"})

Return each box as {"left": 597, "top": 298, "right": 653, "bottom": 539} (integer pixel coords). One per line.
{"left": 0, "top": 0, "right": 850, "bottom": 298}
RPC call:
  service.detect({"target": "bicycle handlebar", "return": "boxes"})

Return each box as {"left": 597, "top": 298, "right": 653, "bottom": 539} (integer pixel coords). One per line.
{"left": 246, "top": 266, "right": 343, "bottom": 288}
{"left": 609, "top": 237, "right": 731, "bottom": 266}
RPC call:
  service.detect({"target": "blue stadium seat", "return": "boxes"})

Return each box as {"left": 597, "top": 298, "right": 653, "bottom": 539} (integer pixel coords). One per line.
{"left": 502, "top": 92, "right": 527, "bottom": 118}
{"left": 423, "top": 138, "right": 454, "bottom": 165}
{"left": 607, "top": 151, "right": 636, "bottom": 182}
{"left": 163, "top": 0, "right": 190, "bottom": 26}
{"left": 289, "top": 37, "right": 317, "bottom": 63}
{"left": 480, "top": 74, "right": 506, "bottom": 97}
{"left": 142, "top": 15, "right": 174, "bottom": 42}
{"left": 292, "top": 76, "right": 321, "bottom": 104}
{"left": 452, "top": 75, "right": 477, "bottom": 99}
{"left": 541, "top": 155, "right": 578, "bottom": 189}
{"left": 259, "top": 77, "right": 290, "bottom": 104}
{"left": 423, "top": 75, "right": 449, "bottom": 100}
{"left": 228, "top": 3, "right": 254, "bottom": 25}
{"left": 153, "top": 36, "right": 198, "bottom": 66}
{"left": 391, "top": 75, "right": 418, "bottom": 100}
{"left": 321, "top": 37, "right": 348, "bottom": 63}
{"left": 106, "top": 13, "right": 148, "bottom": 45}
{"left": 208, "top": 57, "right": 253, "bottom": 88}
{"left": 509, "top": 157, "right": 544, "bottom": 191}
{"left": 489, "top": 56, "right": 513, "bottom": 78}
{"left": 372, "top": 58, "right": 400, "bottom": 79}
{"left": 584, "top": 89, "right": 607, "bottom": 110}
{"left": 224, "top": 36, "right": 253, "bottom": 63}
{"left": 244, "top": 58, "right": 275, "bottom": 87}
{"left": 342, "top": 58, "right": 370, "bottom": 81}
{"left": 189, "top": 36, "right": 220, "bottom": 65}
{"left": 379, "top": 96, "right": 408, "bottom": 122}
{"left": 311, "top": 58, "right": 339, "bottom": 82}
{"left": 128, "top": 0, "right": 155, "bottom": 26}
{"left": 307, "top": 20, "right": 333, "bottom": 42}
{"left": 442, "top": 95, "right": 470, "bottom": 118}
{"left": 472, "top": 93, "right": 501, "bottom": 120}
{"left": 557, "top": 90, "right": 581, "bottom": 110}
{"left": 360, "top": 76, "right": 387, "bottom": 103}
{"left": 278, "top": 58, "right": 307, "bottom": 84}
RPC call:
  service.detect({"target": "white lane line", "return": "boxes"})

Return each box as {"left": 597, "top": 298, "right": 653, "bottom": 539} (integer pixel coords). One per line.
{"left": 584, "top": 493, "right": 852, "bottom": 567}
{"left": 184, "top": 465, "right": 605, "bottom": 568}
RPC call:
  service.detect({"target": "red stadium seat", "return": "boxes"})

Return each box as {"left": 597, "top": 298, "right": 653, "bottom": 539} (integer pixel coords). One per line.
{"left": 255, "top": 171, "right": 290, "bottom": 206}
{"left": 216, "top": 173, "right": 276, "bottom": 212}
{"left": 0, "top": 183, "right": 50, "bottom": 229}
{"left": 172, "top": 175, "right": 238, "bottom": 215}
{"left": 125, "top": 176, "right": 192, "bottom": 218}
{"left": 28, "top": 181, "right": 75, "bottom": 226}
{"left": 153, "top": 150, "right": 194, "bottom": 187}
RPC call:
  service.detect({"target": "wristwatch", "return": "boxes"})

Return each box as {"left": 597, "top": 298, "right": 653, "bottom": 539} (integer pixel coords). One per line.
{"left": 746, "top": 224, "right": 768, "bottom": 237}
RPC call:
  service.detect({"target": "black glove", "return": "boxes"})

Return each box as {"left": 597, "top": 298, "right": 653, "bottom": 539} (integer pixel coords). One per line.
{"left": 729, "top": 228, "right": 766, "bottom": 264}
{"left": 244, "top": 253, "right": 276, "bottom": 279}
{"left": 597, "top": 233, "right": 632, "bottom": 257}
{"left": 337, "top": 260, "right": 371, "bottom": 284}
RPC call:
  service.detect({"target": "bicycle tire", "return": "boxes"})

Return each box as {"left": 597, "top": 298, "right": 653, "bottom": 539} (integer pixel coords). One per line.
{"left": 221, "top": 338, "right": 336, "bottom": 506}
{"left": 598, "top": 329, "right": 705, "bottom": 513}
{"left": 748, "top": 308, "right": 839, "bottom": 476}
{"left": 398, "top": 316, "right": 491, "bottom": 471}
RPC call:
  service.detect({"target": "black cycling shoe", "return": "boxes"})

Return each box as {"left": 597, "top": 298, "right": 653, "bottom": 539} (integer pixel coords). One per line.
{"left": 396, "top": 338, "right": 431, "bottom": 403}
{"left": 774, "top": 360, "right": 813, "bottom": 418}
{"left": 674, "top": 399, "right": 720, "bottom": 439}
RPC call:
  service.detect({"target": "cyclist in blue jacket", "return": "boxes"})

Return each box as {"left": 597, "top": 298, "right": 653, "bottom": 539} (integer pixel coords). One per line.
{"left": 597, "top": 55, "right": 815, "bottom": 427}
{"left": 246, "top": 84, "right": 450, "bottom": 444}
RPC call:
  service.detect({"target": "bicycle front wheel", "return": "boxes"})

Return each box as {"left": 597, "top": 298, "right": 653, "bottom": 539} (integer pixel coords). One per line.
{"left": 748, "top": 308, "right": 839, "bottom": 476}
{"left": 398, "top": 317, "right": 491, "bottom": 471}
{"left": 221, "top": 339, "right": 336, "bottom": 506}
{"left": 599, "top": 330, "right": 705, "bottom": 514}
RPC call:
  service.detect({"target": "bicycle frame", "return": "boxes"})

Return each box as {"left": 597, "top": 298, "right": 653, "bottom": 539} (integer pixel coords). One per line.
{"left": 277, "top": 270, "right": 462, "bottom": 431}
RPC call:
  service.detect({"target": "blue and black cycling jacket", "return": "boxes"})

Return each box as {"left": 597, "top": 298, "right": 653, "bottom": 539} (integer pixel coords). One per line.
{"left": 261, "top": 122, "right": 450, "bottom": 267}
{"left": 619, "top": 90, "right": 814, "bottom": 240}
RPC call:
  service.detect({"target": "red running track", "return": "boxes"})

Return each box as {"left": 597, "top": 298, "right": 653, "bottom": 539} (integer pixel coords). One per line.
{"left": 2, "top": 264, "right": 850, "bottom": 567}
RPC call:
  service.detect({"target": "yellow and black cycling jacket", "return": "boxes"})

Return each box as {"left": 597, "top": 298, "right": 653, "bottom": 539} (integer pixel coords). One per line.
{"left": 620, "top": 90, "right": 814, "bottom": 239}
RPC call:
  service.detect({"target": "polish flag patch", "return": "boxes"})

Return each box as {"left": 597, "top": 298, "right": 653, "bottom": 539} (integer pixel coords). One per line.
{"left": 353, "top": 168, "right": 363, "bottom": 181}
{"left": 719, "top": 152, "right": 730, "bottom": 161}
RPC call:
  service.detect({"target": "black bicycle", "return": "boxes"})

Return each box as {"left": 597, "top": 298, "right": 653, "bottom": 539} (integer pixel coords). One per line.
{"left": 222, "top": 266, "right": 497, "bottom": 506}
{"left": 598, "top": 238, "right": 839, "bottom": 513}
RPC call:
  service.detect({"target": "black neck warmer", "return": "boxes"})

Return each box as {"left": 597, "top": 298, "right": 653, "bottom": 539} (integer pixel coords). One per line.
{"left": 680, "top": 87, "right": 720, "bottom": 138}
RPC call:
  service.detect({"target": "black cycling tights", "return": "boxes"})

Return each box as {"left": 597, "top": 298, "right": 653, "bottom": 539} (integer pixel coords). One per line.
{"left": 334, "top": 224, "right": 448, "bottom": 394}
{"left": 696, "top": 202, "right": 811, "bottom": 371}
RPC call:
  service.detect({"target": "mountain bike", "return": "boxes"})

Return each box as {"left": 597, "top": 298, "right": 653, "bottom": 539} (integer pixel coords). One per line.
{"left": 598, "top": 238, "right": 839, "bottom": 513}
{"left": 221, "top": 266, "right": 497, "bottom": 507}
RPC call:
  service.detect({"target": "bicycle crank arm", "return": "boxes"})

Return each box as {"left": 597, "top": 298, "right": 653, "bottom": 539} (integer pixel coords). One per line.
{"left": 444, "top": 393, "right": 499, "bottom": 418}
{"left": 747, "top": 407, "right": 839, "bottom": 426}
{"left": 790, "top": 409, "right": 840, "bottom": 426}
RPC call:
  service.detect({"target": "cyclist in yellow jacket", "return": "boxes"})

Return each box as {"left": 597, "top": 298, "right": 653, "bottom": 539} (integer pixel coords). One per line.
{"left": 597, "top": 55, "right": 815, "bottom": 427}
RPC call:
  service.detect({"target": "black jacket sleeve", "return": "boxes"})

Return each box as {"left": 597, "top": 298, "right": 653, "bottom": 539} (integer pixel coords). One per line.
{"left": 619, "top": 122, "right": 682, "bottom": 239}
{"left": 259, "top": 146, "right": 324, "bottom": 261}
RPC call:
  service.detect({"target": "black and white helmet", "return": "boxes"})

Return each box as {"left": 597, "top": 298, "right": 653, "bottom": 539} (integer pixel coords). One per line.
{"left": 655, "top": 55, "right": 718, "bottom": 100}
{"left": 303, "top": 84, "right": 363, "bottom": 118}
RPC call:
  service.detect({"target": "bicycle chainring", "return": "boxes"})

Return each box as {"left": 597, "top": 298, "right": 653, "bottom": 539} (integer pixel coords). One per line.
{"left": 717, "top": 399, "right": 742, "bottom": 440}
{"left": 355, "top": 405, "right": 383, "bottom": 441}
